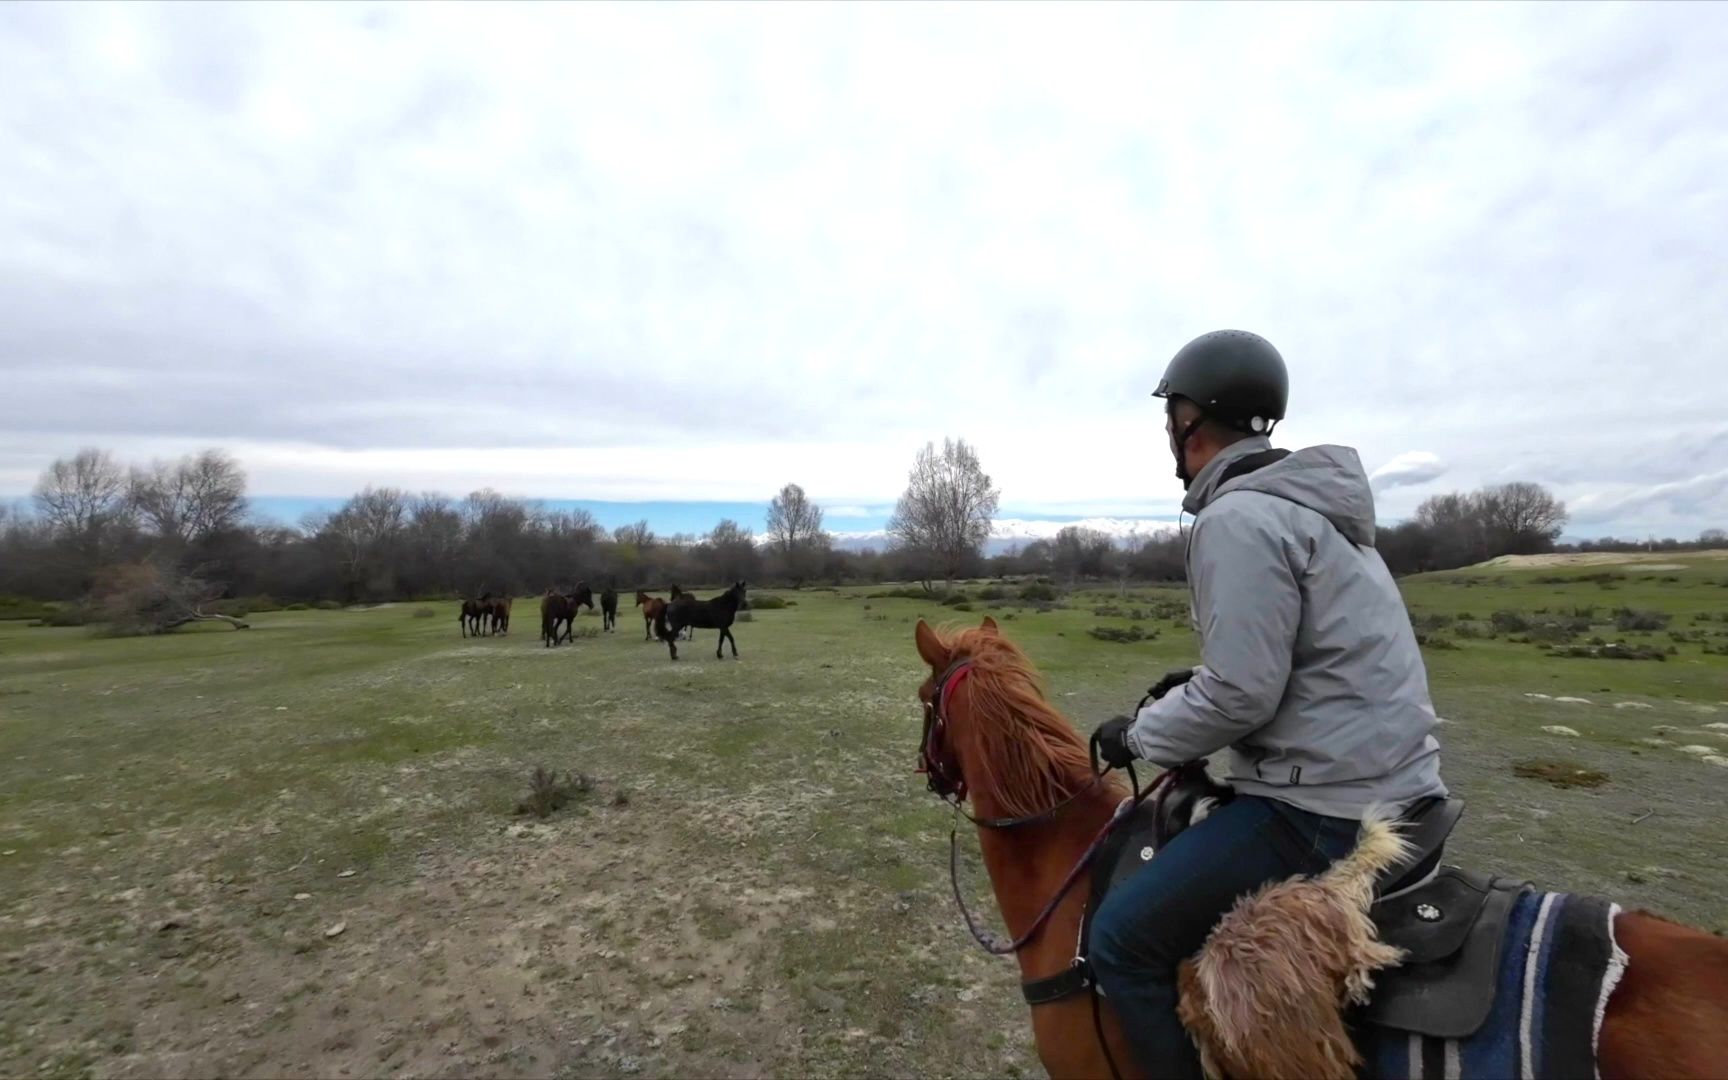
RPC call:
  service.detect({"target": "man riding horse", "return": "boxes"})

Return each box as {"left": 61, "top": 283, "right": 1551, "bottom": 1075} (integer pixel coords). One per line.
{"left": 1089, "top": 330, "right": 1448, "bottom": 1078}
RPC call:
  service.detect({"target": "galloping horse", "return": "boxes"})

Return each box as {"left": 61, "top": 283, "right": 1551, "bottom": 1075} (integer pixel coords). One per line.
{"left": 655, "top": 581, "right": 746, "bottom": 660}
{"left": 600, "top": 586, "right": 618, "bottom": 633}
{"left": 539, "top": 584, "right": 594, "bottom": 647}
{"left": 912, "top": 616, "right": 1728, "bottom": 1080}
{"left": 489, "top": 595, "right": 513, "bottom": 636}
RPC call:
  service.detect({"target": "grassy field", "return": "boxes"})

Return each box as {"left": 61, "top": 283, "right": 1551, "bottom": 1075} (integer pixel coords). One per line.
{"left": 3, "top": 558, "right": 1727, "bottom": 1079}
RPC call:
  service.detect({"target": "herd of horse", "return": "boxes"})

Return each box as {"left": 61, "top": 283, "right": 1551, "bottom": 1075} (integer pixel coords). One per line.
{"left": 457, "top": 581, "right": 750, "bottom": 660}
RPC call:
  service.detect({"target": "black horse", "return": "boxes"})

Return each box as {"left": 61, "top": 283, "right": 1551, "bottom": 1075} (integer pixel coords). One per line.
{"left": 600, "top": 586, "right": 618, "bottom": 633}
{"left": 540, "top": 583, "right": 595, "bottom": 647}
{"left": 460, "top": 593, "right": 492, "bottom": 638}
{"left": 654, "top": 581, "right": 747, "bottom": 660}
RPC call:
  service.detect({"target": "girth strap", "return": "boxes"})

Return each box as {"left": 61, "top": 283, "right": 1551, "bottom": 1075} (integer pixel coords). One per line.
{"left": 1022, "top": 959, "right": 1094, "bottom": 1006}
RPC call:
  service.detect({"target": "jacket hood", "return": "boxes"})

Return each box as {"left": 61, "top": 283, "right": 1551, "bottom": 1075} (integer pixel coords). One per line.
{"left": 1184, "top": 439, "right": 1378, "bottom": 546}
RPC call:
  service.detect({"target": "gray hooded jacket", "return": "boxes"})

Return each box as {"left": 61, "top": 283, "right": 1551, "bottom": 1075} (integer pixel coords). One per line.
{"left": 1127, "top": 437, "right": 1447, "bottom": 819}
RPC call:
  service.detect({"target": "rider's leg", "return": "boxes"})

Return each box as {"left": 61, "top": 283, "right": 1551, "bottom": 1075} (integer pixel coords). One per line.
{"left": 1088, "top": 794, "right": 1360, "bottom": 1079}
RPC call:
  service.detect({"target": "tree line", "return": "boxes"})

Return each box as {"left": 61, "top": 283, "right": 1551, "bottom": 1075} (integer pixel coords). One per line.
{"left": 3, "top": 445, "right": 1722, "bottom": 608}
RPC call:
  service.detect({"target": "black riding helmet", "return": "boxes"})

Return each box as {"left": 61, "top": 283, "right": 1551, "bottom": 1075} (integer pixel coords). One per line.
{"left": 1153, "top": 329, "right": 1289, "bottom": 487}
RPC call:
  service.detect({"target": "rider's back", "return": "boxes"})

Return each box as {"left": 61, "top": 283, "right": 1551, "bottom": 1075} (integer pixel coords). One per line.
{"left": 1178, "top": 439, "right": 1446, "bottom": 819}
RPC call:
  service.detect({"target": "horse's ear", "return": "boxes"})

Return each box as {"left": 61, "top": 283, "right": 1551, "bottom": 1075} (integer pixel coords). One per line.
{"left": 915, "top": 619, "right": 950, "bottom": 670}
{"left": 980, "top": 615, "right": 999, "bottom": 634}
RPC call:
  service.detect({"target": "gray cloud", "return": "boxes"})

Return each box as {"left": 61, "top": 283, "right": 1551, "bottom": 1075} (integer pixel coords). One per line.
{"left": 2, "top": 3, "right": 1727, "bottom": 534}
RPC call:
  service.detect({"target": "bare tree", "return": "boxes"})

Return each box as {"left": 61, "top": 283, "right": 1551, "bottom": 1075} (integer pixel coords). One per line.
{"left": 1052, "top": 526, "right": 1113, "bottom": 584}
{"left": 318, "top": 487, "right": 409, "bottom": 601}
{"left": 1475, "top": 482, "right": 1568, "bottom": 555}
{"left": 33, "top": 448, "right": 130, "bottom": 562}
{"left": 766, "top": 483, "right": 826, "bottom": 584}
{"left": 129, "top": 449, "right": 248, "bottom": 550}
{"left": 613, "top": 519, "right": 654, "bottom": 553}
{"left": 704, "top": 518, "right": 760, "bottom": 582}
{"left": 887, "top": 438, "right": 1000, "bottom": 588}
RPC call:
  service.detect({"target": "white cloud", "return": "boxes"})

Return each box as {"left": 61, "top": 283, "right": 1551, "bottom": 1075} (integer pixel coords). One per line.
{"left": 2, "top": 4, "right": 1727, "bottom": 536}
{"left": 1370, "top": 451, "right": 1447, "bottom": 492}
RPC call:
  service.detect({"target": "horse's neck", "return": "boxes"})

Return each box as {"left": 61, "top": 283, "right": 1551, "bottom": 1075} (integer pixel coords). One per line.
{"left": 972, "top": 782, "right": 1118, "bottom": 978}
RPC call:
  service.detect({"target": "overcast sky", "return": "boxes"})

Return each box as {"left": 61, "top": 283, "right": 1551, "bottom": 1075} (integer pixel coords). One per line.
{"left": 3, "top": 2, "right": 1725, "bottom": 538}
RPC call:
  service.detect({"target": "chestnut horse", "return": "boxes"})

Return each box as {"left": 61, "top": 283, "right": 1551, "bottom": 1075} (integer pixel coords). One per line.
{"left": 490, "top": 595, "right": 513, "bottom": 636}
{"left": 634, "top": 587, "right": 690, "bottom": 641}
{"left": 913, "top": 616, "right": 1728, "bottom": 1080}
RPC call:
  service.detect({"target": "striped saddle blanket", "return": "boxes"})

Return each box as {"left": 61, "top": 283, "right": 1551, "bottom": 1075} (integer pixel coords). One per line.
{"left": 1366, "top": 887, "right": 1626, "bottom": 1079}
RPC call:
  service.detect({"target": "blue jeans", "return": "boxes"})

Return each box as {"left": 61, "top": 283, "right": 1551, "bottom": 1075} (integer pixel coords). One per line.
{"left": 1089, "top": 795, "right": 1361, "bottom": 1079}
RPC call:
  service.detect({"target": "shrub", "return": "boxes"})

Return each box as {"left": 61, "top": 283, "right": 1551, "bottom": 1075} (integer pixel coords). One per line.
{"left": 1093, "top": 605, "right": 1127, "bottom": 618}
{"left": 948, "top": 602, "right": 974, "bottom": 612}
{"left": 1416, "top": 633, "right": 1458, "bottom": 650}
{"left": 313, "top": 600, "right": 342, "bottom": 611}
{"left": 515, "top": 766, "right": 594, "bottom": 818}
{"left": 1411, "top": 611, "right": 1454, "bottom": 632}
{"left": 977, "top": 586, "right": 1007, "bottom": 601}
{"left": 1490, "top": 610, "right": 1530, "bottom": 633}
{"left": 749, "top": 594, "right": 791, "bottom": 610}
{"left": 1571, "top": 606, "right": 1597, "bottom": 619}
{"left": 1614, "top": 608, "right": 1670, "bottom": 632}
{"left": 31, "top": 607, "right": 91, "bottom": 628}
{"left": 1019, "top": 582, "right": 1060, "bottom": 603}
{"left": 1088, "top": 625, "right": 1157, "bottom": 644}
{"left": 939, "top": 592, "right": 972, "bottom": 608}
{"left": 1454, "top": 622, "right": 1485, "bottom": 640}
{"left": 284, "top": 602, "right": 310, "bottom": 611}
{"left": 1513, "top": 759, "right": 1609, "bottom": 789}
{"left": 0, "top": 595, "right": 58, "bottom": 622}
{"left": 413, "top": 607, "right": 437, "bottom": 619}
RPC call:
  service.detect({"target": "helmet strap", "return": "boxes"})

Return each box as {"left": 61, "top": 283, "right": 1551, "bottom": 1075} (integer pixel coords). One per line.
{"left": 1169, "top": 404, "right": 1207, "bottom": 490}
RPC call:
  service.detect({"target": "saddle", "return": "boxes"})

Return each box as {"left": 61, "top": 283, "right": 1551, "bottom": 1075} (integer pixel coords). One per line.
{"left": 1023, "top": 767, "right": 1521, "bottom": 1042}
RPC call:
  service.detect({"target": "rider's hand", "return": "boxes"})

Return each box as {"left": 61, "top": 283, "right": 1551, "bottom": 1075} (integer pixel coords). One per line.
{"left": 1149, "top": 667, "right": 1197, "bottom": 701}
{"left": 1092, "top": 715, "right": 1139, "bottom": 769}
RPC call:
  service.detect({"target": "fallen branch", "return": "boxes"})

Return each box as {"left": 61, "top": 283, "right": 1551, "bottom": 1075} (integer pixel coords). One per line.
{"left": 162, "top": 609, "right": 250, "bottom": 631}
{"left": 1631, "top": 809, "right": 1656, "bottom": 825}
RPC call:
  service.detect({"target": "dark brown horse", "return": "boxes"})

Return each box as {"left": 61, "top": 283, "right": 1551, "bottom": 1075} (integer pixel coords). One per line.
{"left": 912, "top": 616, "right": 1728, "bottom": 1079}
{"left": 539, "top": 584, "right": 594, "bottom": 647}
{"left": 655, "top": 581, "right": 746, "bottom": 660}
{"left": 489, "top": 595, "right": 513, "bottom": 636}
{"left": 600, "top": 586, "right": 618, "bottom": 633}
{"left": 459, "top": 593, "right": 491, "bottom": 638}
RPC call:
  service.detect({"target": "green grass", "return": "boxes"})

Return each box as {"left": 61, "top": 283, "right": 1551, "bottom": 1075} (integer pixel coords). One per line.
{"left": 2, "top": 562, "right": 1727, "bottom": 1077}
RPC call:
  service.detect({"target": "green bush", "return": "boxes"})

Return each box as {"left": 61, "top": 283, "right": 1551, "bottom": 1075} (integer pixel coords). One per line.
{"left": 1490, "top": 610, "right": 1530, "bottom": 633}
{"left": 313, "top": 600, "right": 342, "bottom": 611}
{"left": 1088, "top": 625, "right": 1157, "bottom": 644}
{"left": 977, "top": 586, "right": 1007, "bottom": 601}
{"left": 0, "top": 595, "right": 57, "bottom": 622}
{"left": 939, "top": 592, "right": 972, "bottom": 608}
{"left": 1549, "top": 643, "right": 1666, "bottom": 661}
{"left": 1417, "top": 633, "right": 1459, "bottom": 650}
{"left": 1613, "top": 608, "right": 1670, "bottom": 632}
{"left": 1019, "top": 583, "right": 1060, "bottom": 603}
{"left": 947, "top": 602, "right": 974, "bottom": 612}
{"left": 284, "top": 602, "right": 309, "bottom": 611}
{"left": 749, "top": 594, "right": 791, "bottom": 610}
{"left": 413, "top": 607, "right": 437, "bottom": 619}
{"left": 30, "top": 607, "right": 90, "bottom": 628}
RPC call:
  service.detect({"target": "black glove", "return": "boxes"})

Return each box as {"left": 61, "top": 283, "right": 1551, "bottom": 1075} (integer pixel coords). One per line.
{"left": 1149, "top": 667, "right": 1197, "bottom": 701}
{"left": 1091, "top": 715, "right": 1138, "bottom": 770}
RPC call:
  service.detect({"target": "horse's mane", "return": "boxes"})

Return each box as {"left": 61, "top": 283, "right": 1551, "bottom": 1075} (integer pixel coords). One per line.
{"left": 940, "top": 624, "right": 1123, "bottom": 817}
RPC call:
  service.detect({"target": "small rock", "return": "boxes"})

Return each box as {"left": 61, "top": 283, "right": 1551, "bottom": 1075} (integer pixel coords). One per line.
{"left": 276, "top": 706, "right": 288, "bottom": 711}
{"left": 1553, "top": 697, "right": 1591, "bottom": 705}
{"left": 1540, "top": 725, "right": 1581, "bottom": 737}
{"left": 1613, "top": 702, "right": 1653, "bottom": 710}
{"left": 1676, "top": 745, "right": 1718, "bottom": 757}
{"left": 324, "top": 921, "right": 347, "bottom": 939}
{"left": 957, "top": 987, "right": 978, "bottom": 1002}
{"left": 157, "top": 918, "right": 186, "bottom": 933}
{"left": 1706, "top": 723, "right": 1728, "bottom": 732}
{"left": 337, "top": 870, "right": 356, "bottom": 879}
{"left": 1524, "top": 693, "right": 1552, "bottom": 700}
{"left": 294, "top": 893, "right": 312, "bottom": 901}
{"left": 1, "top": 850, "right": 14, "bottom": 857}
{"left": 1704, "top": 755, "right": 1728, "bottom": 768}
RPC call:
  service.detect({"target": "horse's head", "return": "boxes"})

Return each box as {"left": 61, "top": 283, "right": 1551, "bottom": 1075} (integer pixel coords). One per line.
{"left": 732, "top": 580, "right": 749, "bottom": 608}
{"left": 913, "top": 617, "right": 1108, "bottom": 816}
{"left": 634, "top": 590, "right": 649, "bottom": 607}
{"left": 568, "top": 584, "right": 594, "bottom": 610}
